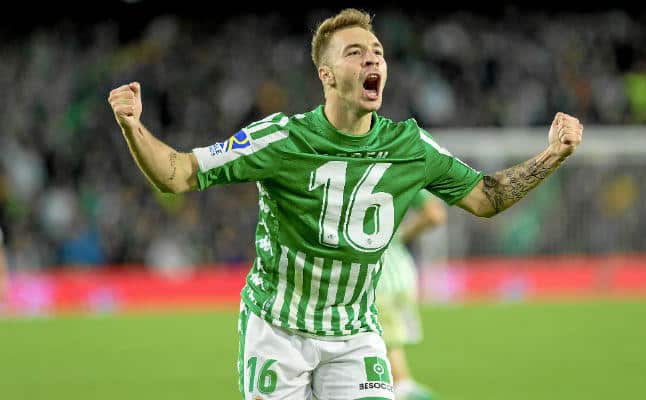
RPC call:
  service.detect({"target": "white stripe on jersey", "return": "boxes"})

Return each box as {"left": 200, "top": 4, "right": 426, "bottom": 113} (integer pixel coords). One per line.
{"left": 270, "top": 246, "right": 290, "bottom": 324}
{"left": 245, "top": 116, "right": 289, "bottom": 134}
{"left": 420, "top": 129, "right": 475, "bottom": 170}
{"left": 350, "top": 262, "right": 378, "bottom": 330}
{"left": 286, "top": 250, "right": 306, "bottom": 327}
{"left": 419, "top": 129, "right": 452, "bottom": 156}
{"left": 305, "top": 257, "right": 324, "bottom": 332}
{"left": 337, "top": 263, "right": 361, "bottom": 334}
{"left": 321, "top": 259, "right": 343, "bottom": 332}
{"left": 193, "top": 130, "right": 289, "bottom": 172}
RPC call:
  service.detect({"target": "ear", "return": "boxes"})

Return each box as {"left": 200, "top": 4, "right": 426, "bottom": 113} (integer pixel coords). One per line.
{"left": 318, "top": 65, "right": 335, "bottom": 86}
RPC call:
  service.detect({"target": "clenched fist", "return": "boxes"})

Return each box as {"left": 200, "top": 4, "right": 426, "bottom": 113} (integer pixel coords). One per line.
{"left": 108, "top": 82, "right": 142, "bottom": 131}
{"left": 548, "top": 112, "right": 583, "bottom": 159}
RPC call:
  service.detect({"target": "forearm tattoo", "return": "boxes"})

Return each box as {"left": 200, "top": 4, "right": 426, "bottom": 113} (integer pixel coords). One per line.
{"left": 482, "top": 157, "right": 557, "bottom": 213}
{"left": 169, "top": 152, "right": 177, "bottom": 181}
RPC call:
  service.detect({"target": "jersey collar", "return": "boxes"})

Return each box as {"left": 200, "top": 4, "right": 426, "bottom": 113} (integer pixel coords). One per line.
{"left": 312, "top": 105, "right": 381, "bottom": 144}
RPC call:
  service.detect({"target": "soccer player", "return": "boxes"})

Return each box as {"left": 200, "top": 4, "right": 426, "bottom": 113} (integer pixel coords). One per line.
{"left": 378, "top": 192, "right": 446, "bottom": 400}
{"left": 108, "top": 8, "right": 583, "bottom": 400}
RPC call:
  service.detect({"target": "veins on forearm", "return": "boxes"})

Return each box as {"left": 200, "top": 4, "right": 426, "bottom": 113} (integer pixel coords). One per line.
{"left": 482, "top": 156, "right": 556, "bottom": 213}
{"left": 169, "top": 152, "right": 177, "bottom": 181}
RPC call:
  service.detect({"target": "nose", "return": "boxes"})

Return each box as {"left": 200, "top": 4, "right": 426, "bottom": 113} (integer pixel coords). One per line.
{"left": 364, "top": 50, "right": 380, "bottom": 66}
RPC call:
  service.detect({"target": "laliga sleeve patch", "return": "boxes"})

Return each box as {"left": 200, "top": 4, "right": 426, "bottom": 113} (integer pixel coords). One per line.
{"left": 208, "top": 130, "right": 251, "bottom": 157}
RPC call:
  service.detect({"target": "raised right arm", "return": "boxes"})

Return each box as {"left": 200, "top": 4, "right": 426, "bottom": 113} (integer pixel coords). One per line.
{"left": 108, "top": 82, "right": 198, "bottom": 194}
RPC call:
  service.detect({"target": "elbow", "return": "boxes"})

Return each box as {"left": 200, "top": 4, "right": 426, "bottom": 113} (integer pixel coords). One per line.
{"left": 164, "top": 184, "right": 190, "bottom": 195}
{"left": 470, "top": 199, "right": 499, "bottom": 218}
{"left": 159, "top": 186, "right": 178, "bottom": 194}
{"left": 435, "top": 208, "right": 448, "bottom": 224}
{"left": 155, "top": 181, "right": 183, "bottom": 194}
{"left": 421, "top": 201, "right": 447, "bottom": 226}
{"left": 424, "top": 210, "right": 447, "bottom": 226}
{"left": 478, "top": 209, "right": 498, "bottom": 218}
{"left": 161, "top": 179, "right": 195, "bottom": 194}
{"left": 477, "top": 200, "right": 502, "bottom": 218}
{"left": 458, "top": 198, "right": 497, "bottom": 218}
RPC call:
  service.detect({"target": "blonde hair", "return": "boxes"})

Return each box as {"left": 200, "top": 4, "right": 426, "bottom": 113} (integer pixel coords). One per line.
{"left": 311, "top": 8, "right": 373, "bottom": 67}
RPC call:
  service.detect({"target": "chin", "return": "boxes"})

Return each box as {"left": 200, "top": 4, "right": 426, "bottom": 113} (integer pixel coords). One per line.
{"left": 358, "top": 97, "right": 382, "bottom": 111}
{"left": 364, "top": 100, "right": 382, "bottom": 111}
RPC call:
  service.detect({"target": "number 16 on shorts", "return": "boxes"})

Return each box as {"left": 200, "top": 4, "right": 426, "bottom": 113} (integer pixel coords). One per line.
{"left": 246, "top": 356, "right": 278, "bottom": 395}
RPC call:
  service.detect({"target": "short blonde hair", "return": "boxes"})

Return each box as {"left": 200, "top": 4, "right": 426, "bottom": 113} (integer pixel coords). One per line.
{"left": 311, "top": 8, "right": 373, "bottom": 67}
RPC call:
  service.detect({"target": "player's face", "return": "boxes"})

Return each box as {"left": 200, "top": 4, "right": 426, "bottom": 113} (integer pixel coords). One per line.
{"left": 324, "top": 27, "right": 387, "bottom": 113}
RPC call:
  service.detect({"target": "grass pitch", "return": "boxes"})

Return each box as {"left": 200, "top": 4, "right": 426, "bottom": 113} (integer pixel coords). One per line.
{"left": 1, "top": 299, "right": 644, "bottom": 400}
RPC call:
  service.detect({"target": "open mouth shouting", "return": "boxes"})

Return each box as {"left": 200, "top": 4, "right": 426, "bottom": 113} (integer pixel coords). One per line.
{"left": 362, "top": 73, "right": 381, "bottom": 101}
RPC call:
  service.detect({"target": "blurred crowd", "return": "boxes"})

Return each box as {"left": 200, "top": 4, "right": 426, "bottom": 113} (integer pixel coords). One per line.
{"left": 1, "top": 7, "right": 645, "bottom": 271}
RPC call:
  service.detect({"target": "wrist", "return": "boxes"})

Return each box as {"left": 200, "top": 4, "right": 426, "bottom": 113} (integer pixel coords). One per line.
{"left": 543, "top": 144, "right": 568, "bottom": 165}
{"left": 120, "top": 119, "right": 141, "bottom": 138}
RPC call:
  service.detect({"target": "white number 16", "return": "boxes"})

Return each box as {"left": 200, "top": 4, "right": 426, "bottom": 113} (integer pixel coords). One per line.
{"left": 308, "top": 161, "right": 394, "bottom": 252}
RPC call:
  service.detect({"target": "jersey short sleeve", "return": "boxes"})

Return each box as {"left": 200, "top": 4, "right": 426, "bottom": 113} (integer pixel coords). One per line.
{"left": 192, "top": 113, "right": 291, "bottom": 189}
{"left": 418, "top": 127, "right": 483, "bottom": 205}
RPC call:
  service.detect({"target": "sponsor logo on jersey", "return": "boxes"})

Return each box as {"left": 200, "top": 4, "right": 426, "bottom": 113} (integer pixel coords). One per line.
{"left": 208, "top": 130, "right": 251, "bottom": 157}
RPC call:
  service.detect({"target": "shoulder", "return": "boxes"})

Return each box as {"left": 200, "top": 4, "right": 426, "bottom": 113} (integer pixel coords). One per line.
{"left": 243, "top": 112, "right": 312, "bottom": 135}
{"left": 399, "top": 118, "right": 453, "bottom": 156}
{"left": 237, "top": 112, "right": 318, "bottom": 155}
{"left": 238, "top": 112, "right": 294, "bottom": 147}
{"left": 380, "top": 116, "right": 453, "bottom": 158}
{"left": 243, "top": 112, "right": 289, "bottom": 133}
{"left": 376, "top": 114, "right": 423, "bottom": 136}
{"left": 373, "top": 114, "right": 429, "bottom": 151}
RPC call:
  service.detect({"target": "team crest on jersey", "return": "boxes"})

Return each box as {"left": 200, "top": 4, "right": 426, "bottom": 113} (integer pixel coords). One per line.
{"left": 208, "top": 130, "right": 250, "bottom": 156}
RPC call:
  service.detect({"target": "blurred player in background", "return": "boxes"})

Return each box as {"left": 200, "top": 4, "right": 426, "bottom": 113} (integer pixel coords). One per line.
{"left": 0, "top": 226, "right": 8, "bottom": 303}
{"left": 379, "top": 192, "right": 446, "bottom": 400}
{"left": 108, "top": 8, "right": 582, "bottom": 400}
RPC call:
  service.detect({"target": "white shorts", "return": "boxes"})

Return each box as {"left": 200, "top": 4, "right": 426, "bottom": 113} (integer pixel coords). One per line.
{"left": 237, "top": 303, "right": 394, "bottom": 400}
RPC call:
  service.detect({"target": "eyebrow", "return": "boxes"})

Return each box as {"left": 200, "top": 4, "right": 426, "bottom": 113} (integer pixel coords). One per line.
{"left": 342, "top": 42, "right": 383, "bottom": 52}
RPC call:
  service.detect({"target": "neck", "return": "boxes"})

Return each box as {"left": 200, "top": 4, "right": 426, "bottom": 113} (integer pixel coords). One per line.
{"left": 324, "top": 99, "right": 373, "bottom": 135}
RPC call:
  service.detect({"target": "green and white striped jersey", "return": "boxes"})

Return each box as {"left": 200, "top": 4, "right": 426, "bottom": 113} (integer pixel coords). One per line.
{"left": 192, "top": 105, "right": 482, "bottom": 337}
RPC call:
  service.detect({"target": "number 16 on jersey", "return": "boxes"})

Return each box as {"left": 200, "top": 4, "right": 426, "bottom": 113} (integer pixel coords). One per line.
{"left": 308, "top": 161, "right": 394, "bottom": 253}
